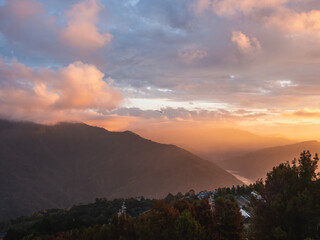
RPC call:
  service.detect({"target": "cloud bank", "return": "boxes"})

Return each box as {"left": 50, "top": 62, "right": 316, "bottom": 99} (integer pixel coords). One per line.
{"left": 0, "top": 58, "right": 122, "bottom": 122}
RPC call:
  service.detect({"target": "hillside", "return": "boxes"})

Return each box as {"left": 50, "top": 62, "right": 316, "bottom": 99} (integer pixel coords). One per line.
{"left": 0, "top": 119, "right": 242, "bottom": 221}
{"left": 218, "top": 141, "right": 320, "bottom": 182}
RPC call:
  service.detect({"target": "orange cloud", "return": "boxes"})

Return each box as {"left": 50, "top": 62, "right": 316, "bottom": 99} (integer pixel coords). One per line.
{"left": 0, "top": 58, "right": 122, "bottom": 122}
{"left": 287, "top": 109, "right": 320, "bottom": 118}
{"left": 60, "top": 0, "right": 112, "bottom": 51}
{"left": 51, "top": 62, "right": 122, "bottom": 109}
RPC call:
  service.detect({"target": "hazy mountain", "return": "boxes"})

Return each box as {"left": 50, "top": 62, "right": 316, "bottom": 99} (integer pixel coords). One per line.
{"left": 0, "top": 119, "right": 242, "bottom": 221}
{"left": 137, "top": 127, "right": 294, "bottom": 163}
{"left": 219, "top": 141, "right": 320, "bottom": 182}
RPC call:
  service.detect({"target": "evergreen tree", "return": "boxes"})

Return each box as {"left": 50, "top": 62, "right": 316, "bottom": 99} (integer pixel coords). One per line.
{"left": 249, "top": 151, "right": 320, "bottom": 240}
{"left": 213, "top": 196, "right": 244, "bottom": 240}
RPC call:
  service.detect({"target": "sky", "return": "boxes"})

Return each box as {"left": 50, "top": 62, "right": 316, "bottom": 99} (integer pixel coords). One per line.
{"left": 1, "top": 0, "right": 320, "bottom": 143}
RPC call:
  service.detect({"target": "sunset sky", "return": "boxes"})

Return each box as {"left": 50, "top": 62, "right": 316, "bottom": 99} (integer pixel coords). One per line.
{"left": 1, "top": 0, "right": 320, "bottom": 142}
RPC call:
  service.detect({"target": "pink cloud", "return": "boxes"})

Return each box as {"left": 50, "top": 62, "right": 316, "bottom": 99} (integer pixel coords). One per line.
{"left": 193, "top": 0, "right": 320, "bottom": 40}
{"left": 231, "top": 31, "right": 261, "bottom": 53}
{"left": 0, "top": 0, "right": 57, "bottom": 51}
{"left": 193, "top": 0, "right": 288, "bottom": 15}
{"left": 212, "top": 0, "right": 288, "bottom": 16}
{"left": 0, "top": 0, "right": 112, "bottom": 59}
{"left": 6, "top": 0, "right": 45, "bottom": 19}
{"left": 60, "top": 0, "right": 112, "bottom": 51}
{"left": 0, "top": 58, "right": 122, "bottom": 122}
{"left": 266, "top": 9, "right": 320, "bottom": 38}
{"left": 193, "top": 0, "right": 211, "bottom": 13}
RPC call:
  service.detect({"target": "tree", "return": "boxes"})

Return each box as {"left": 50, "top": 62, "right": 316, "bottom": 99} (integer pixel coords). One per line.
{"left": 174, "top": 199, "right": 191, "bottom": 214}
{"left": 174, "top": 210, "right": 204, "bottom": 240}
{"left": 213, "top": 196, "right": 244, "bottom": 240}
{"left": 135, "top": 200, "right": 179, "bottom": 240}
{"left": 164, "top": 193, "right": 175, "bottom": 204}
{"left": 109, "top": 213, "right": 136, "bottom": 240}
{"left": 249, "top": 151, "right": 320, "bottom": 240}
{"left": 192, "top": 199, "right": 215, "bottom": 240}
{"left": 185, "top": 189, "right": 196, "bottom": 201}
{"left": 298, "top": 151, "right": 319, "bottom": 183}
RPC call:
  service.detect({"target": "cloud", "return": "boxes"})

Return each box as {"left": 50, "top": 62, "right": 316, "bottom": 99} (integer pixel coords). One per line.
{"left": 0, "top": 0, "right": 58, "bottom": 54}
{"left": 51, "top": 62, "right": 122, "bottom": 109}
{"left": 3, "top": 0, "right": 44, "bottom": 19}
{"left": 178, "top": 49, "right": 208, "bottom": 63}
{"left": 212, "top": 0, "right": 288, "bottom": 16}
{"left": 60, "top": 0, "right": 112, "bottom": 51}
{"left": 193, "top": 0, "right": 288, "bottom": 16}
{"left": 1, "top": 0, "right": 320, "bottom": 138}
{"left": 231, "top": 31, "right": 261, "bottom": 53}
{"left": 0, "top": 0, "right": 112, "bottom": 62}
{"left": 135, "top": 0, "right": 195, "bottom": 30}
{"left": 193, "top": 0, "right": 211, "bottom": 13}
{"left": 193, "top": 0, "right": 320, "bottom": 40}
{"left": 0, "top": 58, "right": 122, "bottom": 122}
{"left": 110, "top": 107, "right": 267, "bottom": 122}
{"left": 265, "top": 9, "right": 320, "bottom": 38}
{"left": 290, "top": 109, "right": 320, "bottom": 118}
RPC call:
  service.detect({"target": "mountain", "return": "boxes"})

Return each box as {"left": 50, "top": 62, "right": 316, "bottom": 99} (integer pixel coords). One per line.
{"left": 0, "top": 119, "right": 242, "bottom": 221}
{"left": 218, "top": 141, "right": 320, "bottom": 182}
{"left": 137, "top": 127, "right": 294, "bottom": 163}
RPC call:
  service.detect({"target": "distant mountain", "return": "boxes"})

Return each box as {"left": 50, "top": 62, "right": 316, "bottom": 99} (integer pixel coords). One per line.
{"left": 218, "top": 141, "right": 320, "bottom": 182}
{"left": 0, "top": 119, "right": 242, "bottom": 221}
{"left": 137, "top": 127, "right": 294, "bottom": 163}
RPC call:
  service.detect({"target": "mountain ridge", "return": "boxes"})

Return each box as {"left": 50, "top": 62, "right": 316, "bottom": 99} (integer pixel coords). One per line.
{"left": 0, "top": 119, "right": 242, "bottom": 221}
{"left": 218, "top": 140, "right": 320, "bottom": 182}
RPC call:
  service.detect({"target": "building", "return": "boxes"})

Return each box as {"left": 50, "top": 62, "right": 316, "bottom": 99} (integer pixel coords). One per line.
{"left": 118, "top": 202, "right": 126, "bottom": 216}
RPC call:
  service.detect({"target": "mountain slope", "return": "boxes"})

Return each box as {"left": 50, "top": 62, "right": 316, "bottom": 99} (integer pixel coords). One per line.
{"left": 218, "top": 141, "right": 320, "bottom": 182}
{"left": 0, "top": 119, "right": 242, "bottom": 221}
